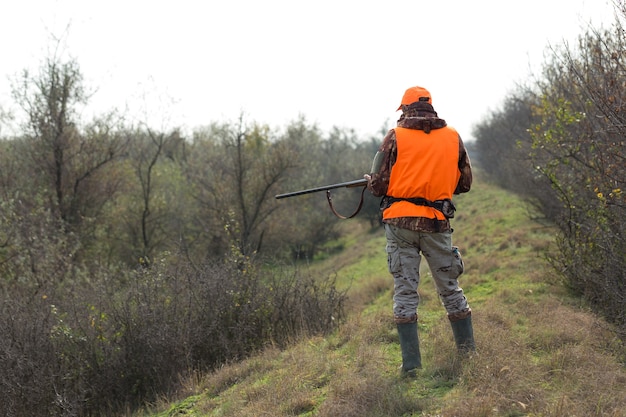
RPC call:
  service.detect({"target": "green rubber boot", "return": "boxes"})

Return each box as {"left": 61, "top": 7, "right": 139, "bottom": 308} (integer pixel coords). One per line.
{"left": 450, "top": 315, "right": 476, "bottom": 353}
{"left": 397, "top": 321, "right": 422, "bottom": 376}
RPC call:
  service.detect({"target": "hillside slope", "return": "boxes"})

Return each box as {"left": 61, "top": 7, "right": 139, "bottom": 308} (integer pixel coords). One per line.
{"left": 141, "top": 173, "right": 626, "bottom": 417}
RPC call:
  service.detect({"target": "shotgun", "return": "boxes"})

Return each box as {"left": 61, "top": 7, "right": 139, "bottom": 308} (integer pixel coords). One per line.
{"left": 275, "top": 178, "right": 368, "bottom": 219}
{"left": 274, "top": 178, "right": 367, "bottom": 199}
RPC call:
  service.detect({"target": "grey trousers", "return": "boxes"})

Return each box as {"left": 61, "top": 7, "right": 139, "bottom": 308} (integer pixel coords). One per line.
{"left": 385, "top": 224, "right": 470, "bottom": 321}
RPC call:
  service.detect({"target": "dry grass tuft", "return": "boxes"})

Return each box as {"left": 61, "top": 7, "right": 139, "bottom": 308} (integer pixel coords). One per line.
{"left": 315, "top": 369, "right": 425, "bottom": 417}
{"left": 343, "top": 275, "right": 390, "bottom": 314}
{"left": 436, "top": 295, "right": 626, "bottom": 417}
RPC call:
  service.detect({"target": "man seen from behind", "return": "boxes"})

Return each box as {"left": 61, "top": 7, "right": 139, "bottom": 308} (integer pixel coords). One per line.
{"left": 364, "top": 85, "right": 475, "bottom": 377}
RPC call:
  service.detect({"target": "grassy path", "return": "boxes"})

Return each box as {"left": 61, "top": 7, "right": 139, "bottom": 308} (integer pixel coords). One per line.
{"left": 142, "top": 173, "right": 626, "bottom": 417}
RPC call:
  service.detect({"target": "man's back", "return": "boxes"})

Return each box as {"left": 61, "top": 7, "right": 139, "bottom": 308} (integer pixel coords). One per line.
{"left": 384, "top": 126, "right": 461, "bottom": 221}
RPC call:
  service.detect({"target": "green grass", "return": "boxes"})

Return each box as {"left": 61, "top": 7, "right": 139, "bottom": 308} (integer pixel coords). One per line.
{"left": 135, "top": 171, "right": 626, "bottom": 417}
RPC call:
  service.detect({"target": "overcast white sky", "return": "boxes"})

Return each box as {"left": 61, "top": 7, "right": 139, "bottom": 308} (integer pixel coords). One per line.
{"left": 0, "top": 0, "right": 617, "bottom": 141}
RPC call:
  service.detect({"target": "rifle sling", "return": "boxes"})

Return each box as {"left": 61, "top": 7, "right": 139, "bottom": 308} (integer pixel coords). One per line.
{"left": 326, "top": 186, "right": 367, "bottom": 220}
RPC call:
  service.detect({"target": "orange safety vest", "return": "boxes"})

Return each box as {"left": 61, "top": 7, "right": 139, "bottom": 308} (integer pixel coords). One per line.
{"left": 383, "top": 126, "right": 461, "bottom": 221}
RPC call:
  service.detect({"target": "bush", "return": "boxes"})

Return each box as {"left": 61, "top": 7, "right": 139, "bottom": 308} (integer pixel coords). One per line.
{"left": 0, "top": 252, "right": 346, "bottom": 416}
{"left": 473, "top": 19, "right": 626, "bottom": 337}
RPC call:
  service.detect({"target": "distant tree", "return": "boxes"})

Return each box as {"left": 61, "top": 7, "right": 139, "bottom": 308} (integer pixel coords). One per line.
{"left": 473, "top": 89, "right": 535, "bottom": 188}
{"left": 186, "top": 115, "right": 295, "bottom": 259}
{"left": 267, "top": 119, "right": 379, "bottom": 259}
{"left": 0, "top": 52, "right": 129, "bottom": 278}
{"left": 267, "top": 119, "right": 347, "bottom": 259}
{"left": 10, "top": 53, "right": 128, "bottom": 234}
{"left": 111, "top": 127, "right": 188, "bottom": 266}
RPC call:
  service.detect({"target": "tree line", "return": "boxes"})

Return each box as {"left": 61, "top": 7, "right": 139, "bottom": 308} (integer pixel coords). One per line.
{"left": 473, "top": 4, "right": 626, "bottom": 338}
{"left": 0, "top": 56, "right": 382, "bottom": 272}
{"left": 0, "top": 50, "right": 383, "bottom": 415}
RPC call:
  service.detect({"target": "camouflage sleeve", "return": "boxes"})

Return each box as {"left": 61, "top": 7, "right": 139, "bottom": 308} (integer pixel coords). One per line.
{"left": 454, "top": 135, "right": 473, "bottom": 194}
{"left": 368, "top": 129, "right": 396, "bottom": 197}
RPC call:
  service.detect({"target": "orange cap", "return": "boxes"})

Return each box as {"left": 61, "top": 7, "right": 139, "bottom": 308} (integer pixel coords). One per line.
{"left": 397, "top": 86, "right": 432, "bottom": 110}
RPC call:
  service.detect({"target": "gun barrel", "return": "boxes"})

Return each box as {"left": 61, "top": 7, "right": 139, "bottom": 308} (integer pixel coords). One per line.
{"left": 275, "top": 178, "right": 367, "bottom": 199}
